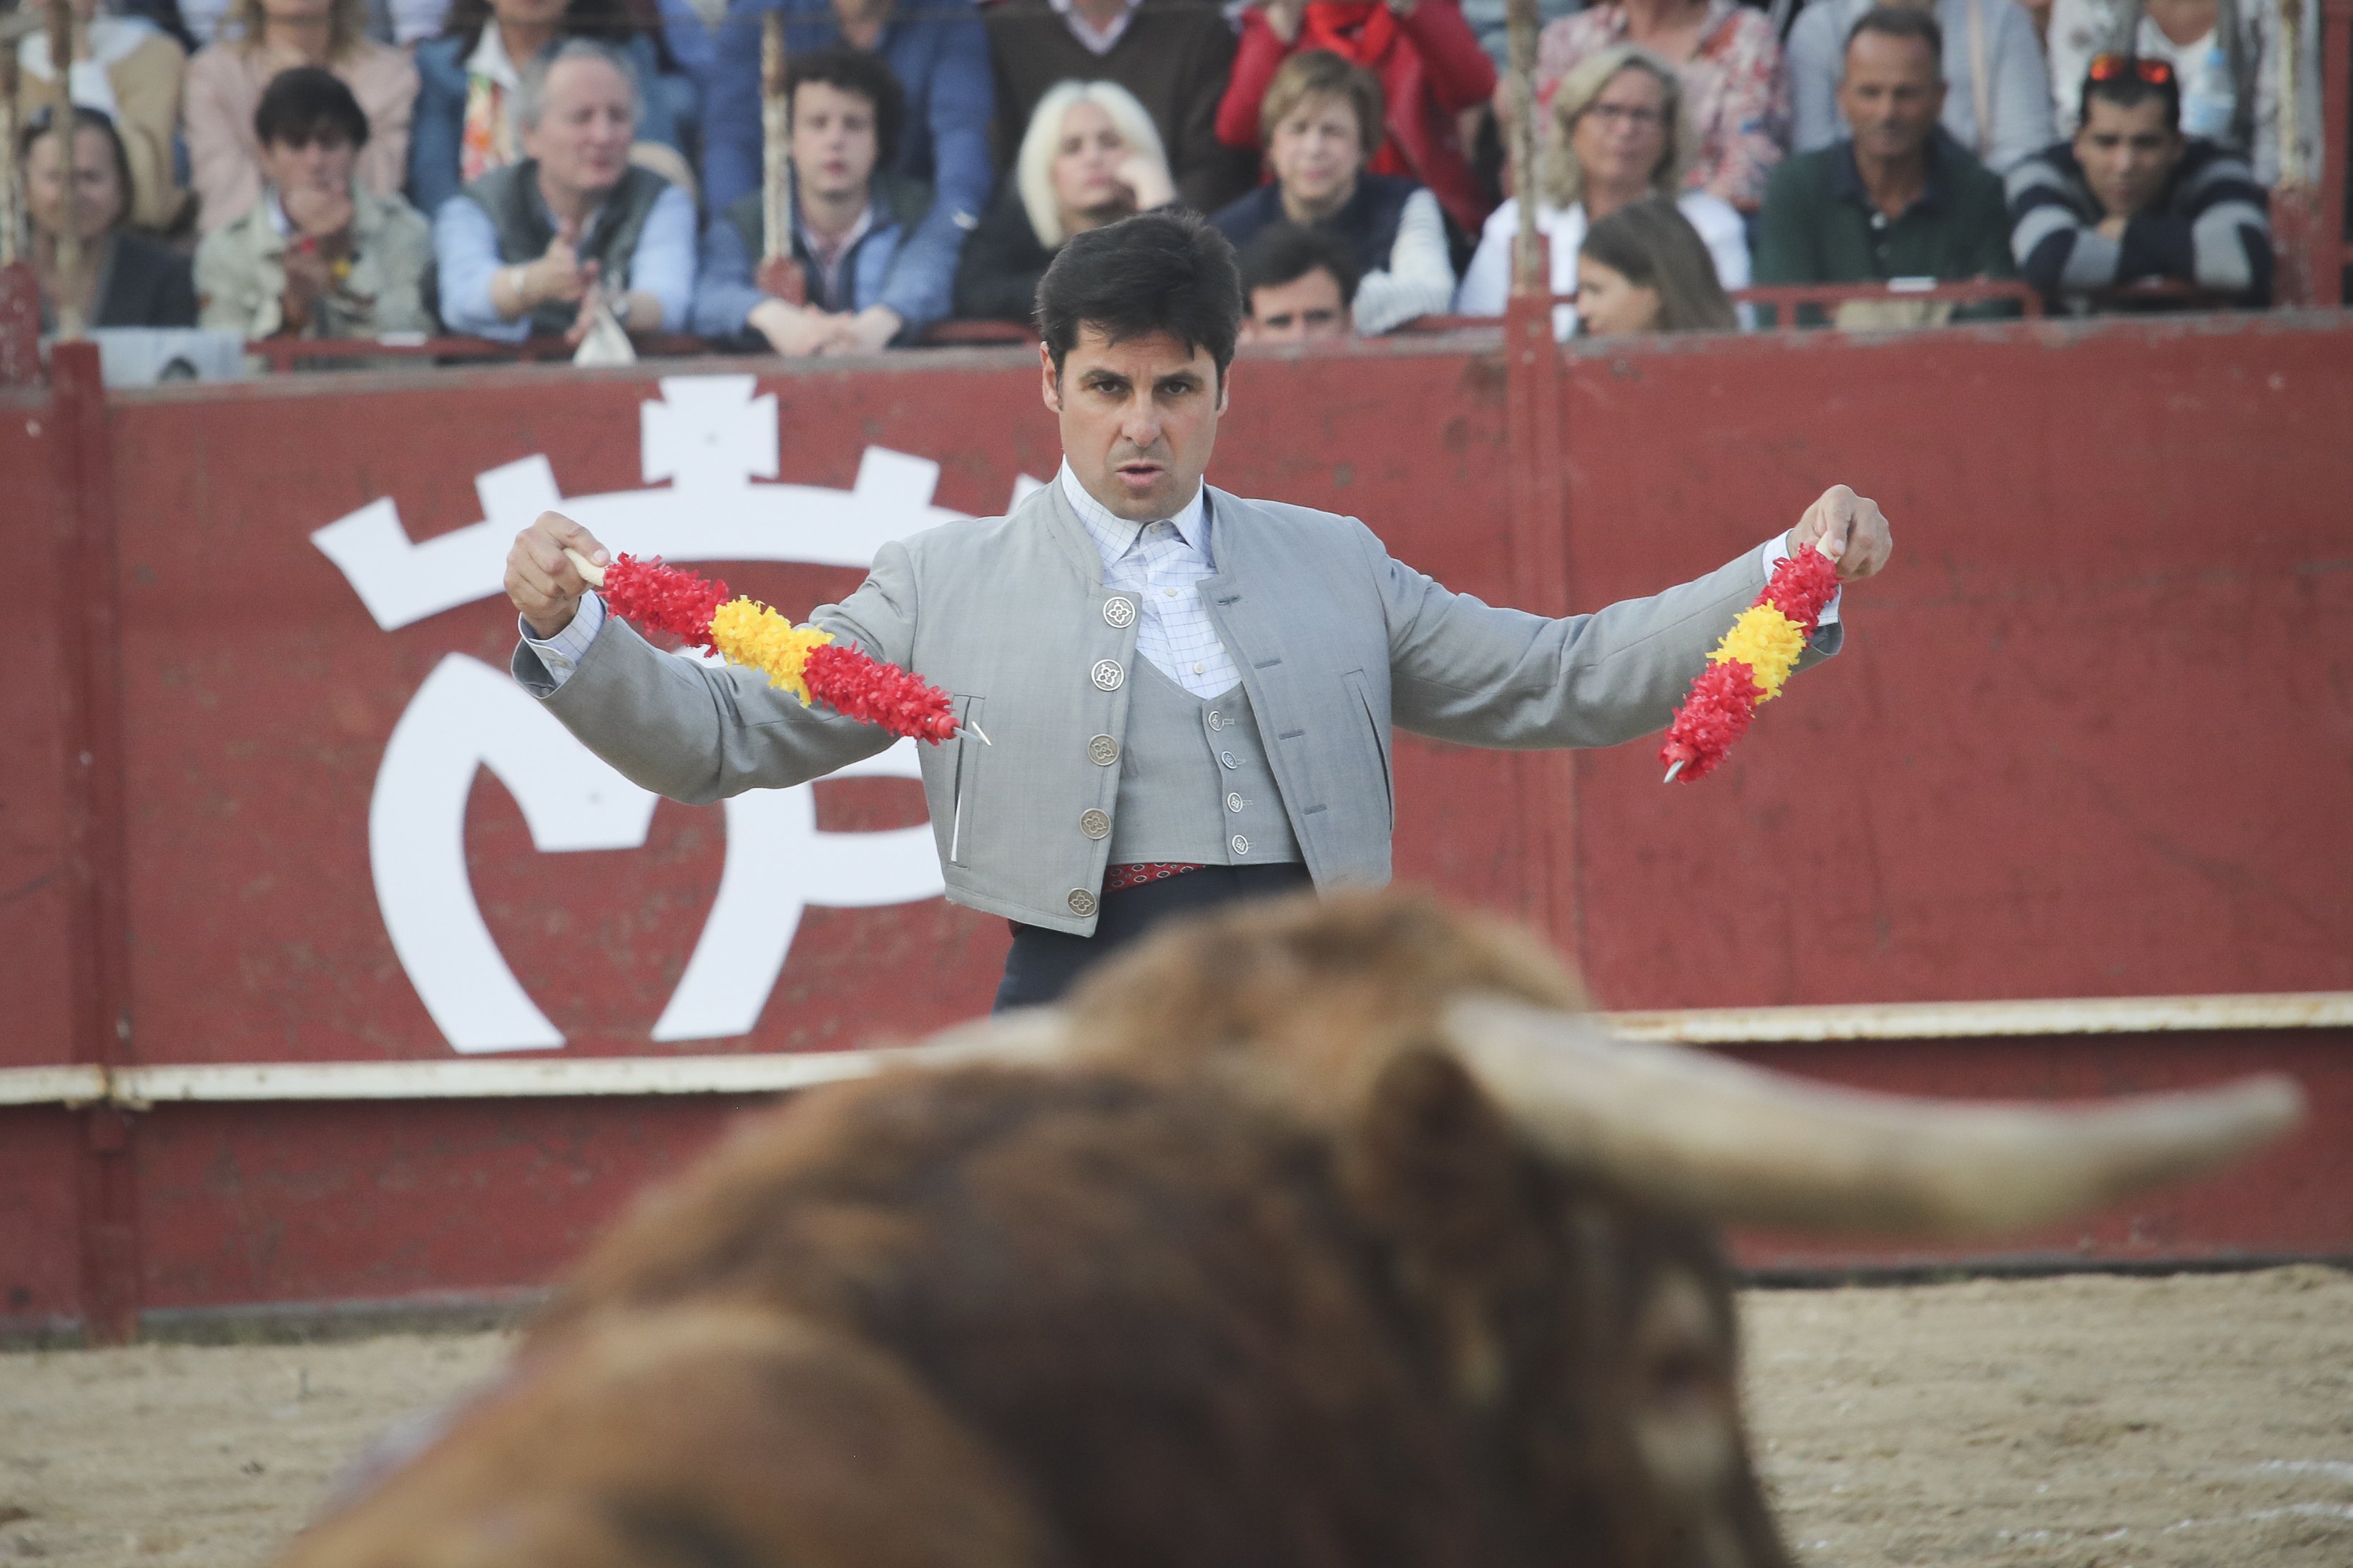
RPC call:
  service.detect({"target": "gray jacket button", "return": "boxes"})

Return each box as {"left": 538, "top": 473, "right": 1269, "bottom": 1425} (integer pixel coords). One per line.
{"left": 1103, "top": 596, "right": 1136, "bottom": 628}
{"left": 1087, "top": 734, "right": 1120, "bottom": 766}
{"left": 1092, "top": 659, "right": 1124, "bottom": 691}
{"left": 1207, "top": 710, "right": 1224, "bottom": 731}
{"left": 1227, "top": 792, "right": 1244, "bottom": 813}
{"left": 1220, "top": 750, "right": 1239, "bottom": 769}
{"left": 1230, "top": 835, "right": 1250, "bottom": 856}
{"left": 1080, "top": 809, "right": 1111, "bottom": 839}
{"left": 1068, "top": 889, "right": 1099, "bottom": 917}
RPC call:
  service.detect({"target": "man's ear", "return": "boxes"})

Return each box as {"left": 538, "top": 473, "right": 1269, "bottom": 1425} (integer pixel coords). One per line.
{"left": 1038, "top": 342, "right": 1061, "bottom": 414}
{"left": 1217, "top": 368, "right": 1232, "bottom": 416}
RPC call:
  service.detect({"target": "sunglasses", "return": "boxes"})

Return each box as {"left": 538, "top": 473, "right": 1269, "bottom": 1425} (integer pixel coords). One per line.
{"left": 2086, "top": 54, "right": 2175, "bottom": 87}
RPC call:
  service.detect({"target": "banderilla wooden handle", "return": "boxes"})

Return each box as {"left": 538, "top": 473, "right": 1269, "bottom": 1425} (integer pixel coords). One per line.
{"left": 562, "top": 546, "right": 609, "bottom": 588}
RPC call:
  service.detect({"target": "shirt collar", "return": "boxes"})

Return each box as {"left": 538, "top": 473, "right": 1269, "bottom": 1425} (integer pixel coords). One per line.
{"left": 1058, "top": 460, "right": 1209, "bottom": 564}
{"left": 1829, "top": 133, "right": 1952, "bottom": 218}
{"left": 1048, "top": 0, "right": 1138, "bottom": 54}
{"left": 466, "top": 22, "right": 524, "bottom": 88}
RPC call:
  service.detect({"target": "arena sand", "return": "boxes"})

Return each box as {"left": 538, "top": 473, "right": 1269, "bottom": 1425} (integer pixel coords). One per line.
{"left": 1, "top": 1267, "right": 2347, "bottom": 1567}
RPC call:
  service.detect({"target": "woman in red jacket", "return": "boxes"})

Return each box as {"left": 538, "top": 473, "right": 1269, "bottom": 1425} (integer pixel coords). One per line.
{"left": 1216, "top": 0, "right": 1498, "bottom": 235}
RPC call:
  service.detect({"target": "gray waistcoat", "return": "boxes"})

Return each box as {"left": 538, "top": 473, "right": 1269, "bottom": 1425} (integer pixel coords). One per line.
{"left": 461, "top": 161, "right": 669, "bottom": 337}
{"left": 1106, "top": 664, "right": 1302, "bottom": 869}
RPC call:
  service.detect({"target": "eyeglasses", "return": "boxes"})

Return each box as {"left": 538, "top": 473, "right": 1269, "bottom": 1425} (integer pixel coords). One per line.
{"left": 1583, "top": 103, "right": 1666, "bottom": 130}
{"left": 2086, "top": 54, "right": 2175, "bottom": 87}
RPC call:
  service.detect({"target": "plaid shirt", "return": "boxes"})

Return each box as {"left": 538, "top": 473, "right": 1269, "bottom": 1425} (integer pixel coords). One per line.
{"left": 1058, "top": 463, "right": 1240, "bottom": 699}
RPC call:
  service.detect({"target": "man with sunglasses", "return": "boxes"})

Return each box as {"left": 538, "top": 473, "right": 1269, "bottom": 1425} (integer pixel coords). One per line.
{"left": 2005, "top": 52, "right": 2271, "bottom": 312}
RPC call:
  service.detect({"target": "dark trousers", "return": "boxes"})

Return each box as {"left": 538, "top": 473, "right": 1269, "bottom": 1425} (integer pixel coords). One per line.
{"left": 993, "top": 862, "right": 1315, "bottom": 1011}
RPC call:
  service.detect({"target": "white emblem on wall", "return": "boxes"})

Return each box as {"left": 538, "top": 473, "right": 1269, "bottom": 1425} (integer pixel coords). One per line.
{"left": 315, "top": 375, "right": 1036, "bottom": 1055}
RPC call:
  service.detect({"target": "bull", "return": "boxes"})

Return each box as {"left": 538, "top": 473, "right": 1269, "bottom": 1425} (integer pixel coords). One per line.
{"left": 277, "top": 891, "right": 2299, "bottom": 1568}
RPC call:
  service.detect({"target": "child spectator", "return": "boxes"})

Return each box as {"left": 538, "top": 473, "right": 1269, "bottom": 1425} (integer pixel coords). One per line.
{"left": 694, "top": 46, "right": 939, "bottom": 352}
{"left": 1456, "top": 44, "right": 1747, "bottom": 337}
{"left": 1533, "top": 0, "right": 1787, "bottom": 210}
{"left": 433, "top": 39, "right": 696, "bottom": 341}
{"left": 196, "top": 66, "right": 433, "bottom": 337}
{"left": 1757, "top": 6, "right": 2015, "bottom": 325}
{"left": 185, "top": 0, "right": 416, "bottom": 235}
{"left": 983, "top": 0, "right": 1255, "bottom": 214}
{"left": 1210, "top": 50, "right": 1455, "bottom": 334}
{"left": 14, "top": 0, "right": 190, "bottom": 233}
{"left": 955, "top": 79, "right": 1174, "bottom": 325}
{"left": 16, "top": 105, "right": 197, "bottom": 327}
{"left": 1217, "top": 0, "right": 1496, "bottom": 236}
{"left": 1573, "top": 194, "right": 1739, "bottom": 332}
{"left": 409, "top": 0, "right": 696, "bottom": 222}
{"left": 1787, "top": 0, "right": 2053, "bottom": 174}
{"left": 1237, "top": 221, "right": 1360, "bottom": 339}
{"left": 2008, "top": 52, "right": 2271, "bottom": 310}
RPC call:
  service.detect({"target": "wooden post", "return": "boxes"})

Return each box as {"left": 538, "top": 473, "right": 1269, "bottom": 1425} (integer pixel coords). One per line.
{"left": 2319, "top": 0, "right": 2352, "bottom": 305}
{"left": 44, "top": 0, "right": 80, "bottom": 338}
{"left": 757, "top": 11, "right": 804, "bottom": 303}
{"left": 0, "top": 44, "right": 20, "bottom": 267}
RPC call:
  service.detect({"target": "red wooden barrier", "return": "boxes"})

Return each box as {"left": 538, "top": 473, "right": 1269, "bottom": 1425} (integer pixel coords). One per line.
{"left": 3, "top": 316, "right": 2349, "bottom": 1340}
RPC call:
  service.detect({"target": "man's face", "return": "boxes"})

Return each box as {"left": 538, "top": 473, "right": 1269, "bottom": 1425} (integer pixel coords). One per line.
{"left": 2074, "top": 95, "right": 2183, "bottom": 220}
{"left": 260, "top": 127, "right": 358, "bottom": 199}
{"left": 1041, "top": 327, "right": 1227, "bottom": 522}
{"left": 1837, "top": 31, "right": 1945, "bottom": 165}
{"left": 1268, "top": 93, "right": 1365, "bottom": 212}
{"left": 523, "top": 56, "right": 636, "bottom": 198}
{"left": 790, "top": 80, "right": 880, "bottom": 204}
{"left": 1244, "top": 268, "right": 1351, "bottom": 342}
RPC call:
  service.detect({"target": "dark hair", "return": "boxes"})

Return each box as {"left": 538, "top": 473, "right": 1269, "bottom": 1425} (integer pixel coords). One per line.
{"left": 1578, "top": 197, "right": 1737, "bottom": 334}
{"left": 441, "top": 0, "right": 679, "bottom": 72}
{"left": 14, "top": 104, "right": 135, "bottom": 217}
{"left": 1845, "top": 4, "right": 1943, "bottom": 63}
{"left": 255, "top": 66, "right": 372, "bottom": 150}
{"left": 785, "top": 46, "right": 907, "bottom": 169}
{"left": 2080, "top": 59, "right": 2182, "bottom": 131}
{"left": 1037, "top": 209, "right": 1244, "bottom": 381}
{"left": 1239, "top": 223, "right": 1362, "bottom": 310}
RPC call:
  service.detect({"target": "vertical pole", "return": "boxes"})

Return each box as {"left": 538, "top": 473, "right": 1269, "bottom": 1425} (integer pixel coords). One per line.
{"left": 1, "top": 46, "right": 21, "bottom": 267}
{"left": 49, "top": 340, "right": 140, "bottom": 1344}
{"left": 757, "top": 11, "right": 804, "bottom": 303}
{"left": 2319, "top": 0, "right": 2352, "bottom": 305}
{"left": 1500, "top": 0, "right": 1581, "bottom": 955}
{"left": 45, "top": 0, "right": 82, "bottom": 338}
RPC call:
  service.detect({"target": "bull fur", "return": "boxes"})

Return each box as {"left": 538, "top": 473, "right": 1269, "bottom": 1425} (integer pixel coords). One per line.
{"left": 277, "top": 892, "right": 1788, "bottom": 1568}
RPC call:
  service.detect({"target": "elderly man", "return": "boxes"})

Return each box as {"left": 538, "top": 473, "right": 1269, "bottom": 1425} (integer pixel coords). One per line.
{"left": 1756, "top": 5, "right": 2016, "bottom": 326}
{"left": 2006, "top": 54, "right": 2273, "bottom": 312}
{"left": 1238, "top": 222, "right": 1358, "bottom": 342}
{"left": 503, "top": 211, "right": 1894, "bottom": 1008}
{"left": 432, "top": 39, "right": 696, "bottom": 344}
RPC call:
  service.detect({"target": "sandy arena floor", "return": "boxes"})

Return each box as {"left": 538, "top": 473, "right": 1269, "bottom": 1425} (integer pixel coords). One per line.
{"left": 1, "top": 1267, "right": 2348, "bottom": 1567}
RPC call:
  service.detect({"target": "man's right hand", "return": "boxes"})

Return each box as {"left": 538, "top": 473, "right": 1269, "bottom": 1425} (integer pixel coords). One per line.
{"left": 524, "top": 220, "right": 590, "bottom": 310}
{"left": 506, "top": 510, "right": 610, "bottom": 638}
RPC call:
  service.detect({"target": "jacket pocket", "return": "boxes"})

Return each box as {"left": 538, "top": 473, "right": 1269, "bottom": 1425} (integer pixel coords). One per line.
{"left": 948, "top": 695, "right": 983, "bottom": 867}
{"left": 1343, "top": 669, "right": 1393, "bottom": 832}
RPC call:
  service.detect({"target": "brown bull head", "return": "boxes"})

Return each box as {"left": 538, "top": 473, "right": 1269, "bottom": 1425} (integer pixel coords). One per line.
{"left": 277, "top": 890, "right": 2299, "bottom": 1568}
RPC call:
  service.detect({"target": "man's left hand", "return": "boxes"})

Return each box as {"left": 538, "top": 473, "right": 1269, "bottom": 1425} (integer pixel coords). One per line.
{"left": 1786, "top": 484, "right": 1893, "bottom": 581}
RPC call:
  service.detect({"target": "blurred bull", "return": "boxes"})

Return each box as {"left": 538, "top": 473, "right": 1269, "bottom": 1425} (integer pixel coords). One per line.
{"left": 277, "top": 892, "right": 2299, "bottom": 1568}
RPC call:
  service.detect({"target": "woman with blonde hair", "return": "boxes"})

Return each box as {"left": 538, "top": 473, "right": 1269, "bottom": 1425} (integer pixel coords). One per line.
{"left": 1455, "top": 43, "right": 1746, "bottom": 337}
{"left": 184, "top": 0, "right": 416, "bottom": 232}
{"left": 954, "top": 79, "right": 1175, "bottom": 325}
{"left": 1573, "top": 194, "right": 1738, "bottom": 334}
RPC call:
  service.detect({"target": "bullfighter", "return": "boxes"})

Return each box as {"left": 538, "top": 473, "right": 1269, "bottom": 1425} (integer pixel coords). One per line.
{"left": 501, "top": 209, "right": 1894, "bottom": 1008}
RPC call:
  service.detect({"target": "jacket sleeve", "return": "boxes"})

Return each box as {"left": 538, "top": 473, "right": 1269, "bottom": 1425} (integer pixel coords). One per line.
{"left": 1352, "top": 187, "right": 1457, "bottom": 333}
{"left": 184, "top": 46, "right": 262, "bottom": 233}
{"left": 2171, "top": 149, "right": 2273, "bottom": 301}
{"left": 369, "top": 202, "right": 439, "bottom": 334}
{"left": 1398, "top": 0, "right": 1498, "bottom": 112}
{"left": 2005, "top": 151, "right": 2111, "bottom": 299}
{"left": 1171, "top": 16, "right": 1255, "bottom": 212}
{"left": 406, "top": 41, "right": 464, "bottom": 217}
{"left": 1217, "top": 16, "right": 1288, "bottom": 149}
{"left": 951, "top": 187, "right": 1048, "bottom": 322}
{"left": 700, "top": 1, "right": 767, "bottom": 213}
{"left": 356, "top": 45, "right": 418, "bottom": 208}
{"left": 517, "top": 540, "right": 918, "bottom": 801}
{"left": 195, "top": 223, "right": 272, "bottom": 335}
{"left": 1980, "top": 0, "right": 2055, "bottom": 174}
{"left": 110, "top": 34, "right": 192, "bottom": 232}
{"left": 876, "top": 11, "right": 993, "bottom": 325}
{"left": 1452, "top": 199, "right": 1514, "bottom": 315}
{"left": 693, "top": 204, "right": 766, "bottom": 339}
{"left": 1784, "top": 4, "right": 1839, "bottom": 155}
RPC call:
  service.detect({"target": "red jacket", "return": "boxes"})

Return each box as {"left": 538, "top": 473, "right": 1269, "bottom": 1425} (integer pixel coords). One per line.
{"left": 1214, "top": 0, "right": 1498, "bottom": 235}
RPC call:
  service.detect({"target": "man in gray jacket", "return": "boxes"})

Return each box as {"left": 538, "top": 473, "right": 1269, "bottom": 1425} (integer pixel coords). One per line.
{"left": 503, "top": 211, "right": 1894, "bottom": 1007}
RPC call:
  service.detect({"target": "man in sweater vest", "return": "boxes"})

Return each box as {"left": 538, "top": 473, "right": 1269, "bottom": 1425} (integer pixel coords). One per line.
{"left": 432, "top": 39, "right": 696, "bottom": 344}
{"left": 502, "top": 212, "right": 1895, "bottom": 1007}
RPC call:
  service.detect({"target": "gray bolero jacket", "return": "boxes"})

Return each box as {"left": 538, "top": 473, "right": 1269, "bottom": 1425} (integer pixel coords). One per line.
{"left": 514, "top": 478, "right": 1837, "bottom": 935}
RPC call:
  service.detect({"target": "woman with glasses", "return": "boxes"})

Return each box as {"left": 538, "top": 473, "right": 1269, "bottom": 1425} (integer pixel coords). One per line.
{"left": 15, "top": 107, "right": 199, "bottom": 328}
{"left": 1455, "top": 44, "right": 1747, "bottom": 337}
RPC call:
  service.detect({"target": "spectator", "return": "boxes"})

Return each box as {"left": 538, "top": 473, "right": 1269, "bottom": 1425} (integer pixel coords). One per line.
{"left": 1217, "top": 0, "right": 1498, "bottom": 236}
{"left": 1457, "top": 0, "right": 1576, "bottom": 73}
{"left": 1788, "top": 0, "right": 2053, "bottom": 174}
{"left": 1756, "top": 6, "right": 2015, "bottom": 325}
{"left": 982, "top": 0, "right": 1255, "bottom": 214}
{"left": 1456, "top": 44, "right": 1747, "bottom": 337}
{"left": 2008, "top": 52, "right": 2271, "bottom": 310}
{"left": 185, "top": 0, "right": 416, "bottom": 234}
{"left": 955, "top": 79, "right": 1174, "bottom": 325}
{"left": 1210, "top": 50, "right": 1455, "bottom": 333}
{"left": 16, "top": 106, "right": 198, "bottom": 327}
{"left": 14, "top": 0, "right": 190, "bottom": 233}
{"left": 433, "top": 39, "right": 696, "bottom": 341}
{"left": 2045, "top": 0, "right": 2316, "bottom": 187}
{"left": 195, "top": 66, "right": 432, "bottom": 337}
{"left": 410, "top": 0, "right": 698, "bottom": 222}
{"left": 1574, "top": 194, "right": 1738, "bottom": 332}
{"left": 694, "top": 46, "right": 938, "bottom": 352}
{"left": 1532, "top": 0, "right": 1787, "bottom": 210}
{"left": 1238, "top": 220, "right": 1360, "bottom": 339}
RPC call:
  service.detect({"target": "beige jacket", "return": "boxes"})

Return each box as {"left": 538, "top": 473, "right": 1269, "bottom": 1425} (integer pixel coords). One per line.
{"left": 16, "top": 21, "right": 191, "bottom": 233}
{"left": 195, "top": 181, "right": 433, "bottom": 337}
{"left": 183, "top": 39, "right": 417, "bottom": 235}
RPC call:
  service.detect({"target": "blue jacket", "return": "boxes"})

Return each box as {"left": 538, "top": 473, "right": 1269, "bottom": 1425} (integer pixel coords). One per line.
{"left": 692, "top": 174, "right": 947, "bottom": 341}
{"left": 407, "top": 31, "right": 697, "bottom": 221}
{"left": 677, "top": 0, "right": 991, "bottom": 291}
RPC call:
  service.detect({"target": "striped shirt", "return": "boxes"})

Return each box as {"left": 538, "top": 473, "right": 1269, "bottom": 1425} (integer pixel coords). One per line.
{"left": 1059, "top": 463, "right": 1240, "bottom": 699}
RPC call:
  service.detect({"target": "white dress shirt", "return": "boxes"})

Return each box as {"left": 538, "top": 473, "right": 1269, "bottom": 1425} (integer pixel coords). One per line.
{"left": 1058, "top": 463, "right": 1241, "bottom": 698}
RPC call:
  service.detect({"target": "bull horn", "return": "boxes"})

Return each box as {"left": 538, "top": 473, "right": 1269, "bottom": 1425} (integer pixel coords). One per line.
{"left": 1442, "top": 996, "right": 2304, "bottom": 1238}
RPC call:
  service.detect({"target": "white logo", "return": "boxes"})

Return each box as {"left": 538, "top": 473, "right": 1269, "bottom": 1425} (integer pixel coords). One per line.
{"left": 315, "top": 375, "right": 1040, "bottom": 1055}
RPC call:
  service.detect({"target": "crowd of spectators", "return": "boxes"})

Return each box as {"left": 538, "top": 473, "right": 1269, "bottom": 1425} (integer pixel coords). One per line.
{"left": 3, "top": 0, "right": 2326, "bottom": 362}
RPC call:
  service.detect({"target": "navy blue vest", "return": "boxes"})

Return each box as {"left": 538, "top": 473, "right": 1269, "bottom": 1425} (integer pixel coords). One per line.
{"left": 1207, "top": 173, "right": 1418, "bottom": 277}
